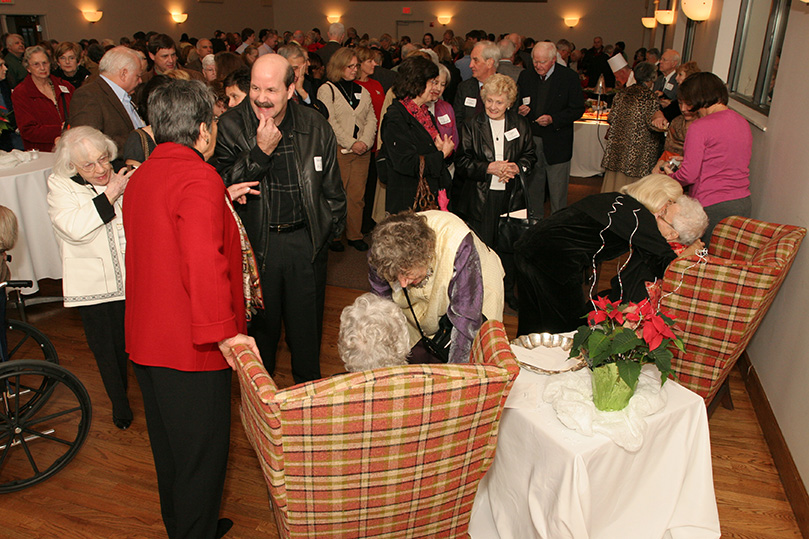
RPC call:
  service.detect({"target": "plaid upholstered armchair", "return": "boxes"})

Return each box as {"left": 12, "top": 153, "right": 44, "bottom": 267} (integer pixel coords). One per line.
{"left": 233, "top": 319, "right": 519, "bottom": 539}
{"left": 660, "top": 216, "right": 805, "bottom": 412}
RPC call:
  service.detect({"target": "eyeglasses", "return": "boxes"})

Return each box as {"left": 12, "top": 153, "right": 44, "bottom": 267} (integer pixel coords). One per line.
{"left": 76, "top": 155, "right": 110, "bottom": 173}
{"left": 656, "top": 200, "right": 675, "bottom": 229}
{"left": 346, "top": 63, "right": 359, "bottom": 69}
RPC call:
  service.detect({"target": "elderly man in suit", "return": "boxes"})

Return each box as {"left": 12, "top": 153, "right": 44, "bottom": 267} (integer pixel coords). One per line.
{"left": 318, "top": 23, "right": 345, "bottom": 67}
{"left": 185, "top": 38, "right": 213, "bottom": 72}
{"left": 68, "top": 46, "right": 144, "bottom": 158}
{"left": 496, "top": 38, "right": 523, "bottom": 82}
{"left": 517, "top": 41, "right": 585, "bottom": 218}
{"left": 454, "top": 40, "right": 500, "bottom": 127}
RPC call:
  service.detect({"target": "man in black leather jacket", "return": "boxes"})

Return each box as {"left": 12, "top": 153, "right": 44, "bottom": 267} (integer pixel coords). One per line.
{"left": 214, "top": 54, "right": 346, "bottom": 383}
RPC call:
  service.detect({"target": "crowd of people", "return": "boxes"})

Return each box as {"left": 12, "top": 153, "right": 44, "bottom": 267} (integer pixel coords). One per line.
{"left": 0, "top": 20, "right": 753, "bottom": 538}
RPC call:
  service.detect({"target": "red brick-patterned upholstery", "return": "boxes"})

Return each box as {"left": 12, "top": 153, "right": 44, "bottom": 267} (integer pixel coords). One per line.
{"left": 660, "top": 216, "right": 805, "bottom": 405}
{"left": 234, "top": 319, "right": 519, "bottom": 539}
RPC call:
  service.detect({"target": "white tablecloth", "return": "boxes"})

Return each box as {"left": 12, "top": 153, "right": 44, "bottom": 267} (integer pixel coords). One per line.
{"left": 469, "top": 365, "right": 721, "bottom": 539}
{"left": 0, "top": 152, "right": 61, "bottom": 293}
{"left": 571, "top": 120, "right": 608, "bottom": 178}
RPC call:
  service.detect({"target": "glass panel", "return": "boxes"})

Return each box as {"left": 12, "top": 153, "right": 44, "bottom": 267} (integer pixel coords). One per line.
{"left": 734, "top": 0, "right": 772, "bottom": 100}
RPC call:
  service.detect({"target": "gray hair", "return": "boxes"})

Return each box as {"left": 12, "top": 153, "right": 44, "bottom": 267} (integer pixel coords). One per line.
{"left": 400, "top": 43, "right": 419, "bottom": 60}
{"left": 53, "top": 126, "right": 117, "bottom": 178}
{"left": 99, "top": 46, "right": 140, "bottom": 76}
{"left": 338, "top": 293, "right": 410, "bottom": 372}
{"left": 149, "top": 80, "right": 214, "bottom": 148}
{"left": 476, "top": 40, "right": 501, "bottom": 68}
{"left": 277, "top": 43, "right": 306, "bottom": 62}
{"left": 556, "top": 39, "right": 572, "bottom": 53}
{"left": 498, "top": 39, "right": 516, "bottom": 61}
{"left": 533, "top": 41, "right": 557, "bottom": 62}
{"left": 420, "top": 47, "right": 439, "bottom": 65}
{"left": 328, "top": 22, "right": 345, "bottom": 40}
{"left": 22, "top": 46, "right": 49, "bottom": 69}
{"left": 5, "top": 34, "right": 22, "bottom": 49}
{"left": 201, "top": 53, "right": 216, "bottom": 68}
{"left": 437, "top": 62, "right": 451, "bottom": 84}
{"left": 633, "top": 61, "right": 658, "bottom": 85}
{"left": 671, "top": 195, "right": 708, "bottom": 245}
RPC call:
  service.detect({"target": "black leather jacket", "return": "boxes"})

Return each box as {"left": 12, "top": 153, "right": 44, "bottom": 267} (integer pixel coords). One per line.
{"left": 213, "top": 99, "right": 346, "bottom": 264}
{"left": 454, "top": 110, "right": 537, "bottom": 222}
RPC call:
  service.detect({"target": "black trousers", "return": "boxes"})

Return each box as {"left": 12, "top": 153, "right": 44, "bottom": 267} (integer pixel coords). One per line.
{"left": 77, "top": 300, "right": 131, "bottom": 421}
{"left": 250, "top": 227, "right": 327, "bottom": 384}
{"left": 133, "top": 363, "right": 231, "bottom": 539}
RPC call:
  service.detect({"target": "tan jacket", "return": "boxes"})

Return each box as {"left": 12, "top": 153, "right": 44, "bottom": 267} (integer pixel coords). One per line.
{"left": 318, "top": 81, "right": 377, "bottom": 150}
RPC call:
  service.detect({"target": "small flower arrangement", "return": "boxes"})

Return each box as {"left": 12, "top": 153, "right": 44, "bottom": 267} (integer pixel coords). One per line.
{"left": 569, "top": 296, "right": 684, "bottom": 410}
{"left": 0, "top": 105, "right": 12, "bottom": 134}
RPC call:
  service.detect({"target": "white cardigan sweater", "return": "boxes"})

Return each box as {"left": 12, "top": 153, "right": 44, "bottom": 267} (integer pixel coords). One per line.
{"left": 317, "top": 80, "right": 377, "bottom": 150}
{"left": 47, "top": 172, "right": 126, "bottom": 307}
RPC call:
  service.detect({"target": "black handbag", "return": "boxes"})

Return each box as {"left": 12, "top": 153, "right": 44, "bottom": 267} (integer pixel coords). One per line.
{"left": 403, "top": 287, "right": 452, "bottom": 364}
{"left": 497, "top": 173, "right": 537, "bottom": 253}
{"left": 375, "top": 144, "right": 390, "bottom": 185}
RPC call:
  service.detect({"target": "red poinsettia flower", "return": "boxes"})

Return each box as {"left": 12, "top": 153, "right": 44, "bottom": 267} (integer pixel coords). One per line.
{"left": 641, "top": 311, "right": 676, "bottom": 350}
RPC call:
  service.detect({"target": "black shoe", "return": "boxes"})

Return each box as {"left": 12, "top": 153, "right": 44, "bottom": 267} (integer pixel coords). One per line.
{"left": 347, "top": 239, "right": 369, "bottom": 252}
{"left": 215, "top": 518, "right": 233, "bottom": 539}
{"left": 328, "top": 240, "right": 345, "bottom": 252}
{"left": 113, "top": 416, "right": 132, "bottom": 430}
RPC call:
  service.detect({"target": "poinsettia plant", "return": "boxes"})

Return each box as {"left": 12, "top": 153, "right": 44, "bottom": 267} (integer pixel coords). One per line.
{"left": 569, "top": 296, "right": 684, "bottom": 388}
{"left": 0, "top": 105, "right": 11, "bottom": 134}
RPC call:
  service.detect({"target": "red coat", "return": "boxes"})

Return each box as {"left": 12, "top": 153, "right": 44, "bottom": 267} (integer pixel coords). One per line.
{"left": 123, "top": 142, "right": 245, "bottom": 372}
{"left": 11, "top": 74, "right": 73, "bottom": 151}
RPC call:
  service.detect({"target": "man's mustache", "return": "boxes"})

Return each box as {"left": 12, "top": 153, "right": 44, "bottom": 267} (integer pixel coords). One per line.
{"left": 253, "top": 100, "right": 273, "bottom": 109}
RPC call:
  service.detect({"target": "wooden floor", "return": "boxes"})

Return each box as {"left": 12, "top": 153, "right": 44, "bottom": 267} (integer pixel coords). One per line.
{"left": 0, "top": 280, "right": 801, "bottom": 538}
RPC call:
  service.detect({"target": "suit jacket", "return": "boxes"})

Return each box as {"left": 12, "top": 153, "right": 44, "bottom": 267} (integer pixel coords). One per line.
{"left": 517, "top": 63, "right": 585, "bottom": 164}
{"left": 455, "top": 110, "right": 536, "bottom": 222}
{"left": 371, "top": 65, "right": 397, "bottom": 94}
{"left": 317, "top": 41, "right": 342, "bottom": 67}
{"left": 453, "top": 77, "right": 483, "bottom": 129}
{"left": 123, "top": 143, "right": 245, "bottom": 372}
{"left": 68, "top": 77, "right": 136, "bottom": 154}
{"left": 497, "top": 60, "right": 524, "bottom": 83}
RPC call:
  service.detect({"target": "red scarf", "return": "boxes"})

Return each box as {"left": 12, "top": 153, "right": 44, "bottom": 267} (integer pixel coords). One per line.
{"left": 401, "top": 97, "right": 439, "bottom": 139}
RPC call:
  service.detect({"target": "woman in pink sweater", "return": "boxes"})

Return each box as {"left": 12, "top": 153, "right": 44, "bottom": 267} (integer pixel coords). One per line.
{"left": 664, "top": 72, "right": 751, "bottom": 244}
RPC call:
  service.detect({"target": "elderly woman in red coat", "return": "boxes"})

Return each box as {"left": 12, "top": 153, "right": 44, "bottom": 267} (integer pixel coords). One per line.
{"left": 123, "top": 79, "right": 259, "bottom": 539}
{"left": 11, "top": 46, "right": 73, "bottom": 151}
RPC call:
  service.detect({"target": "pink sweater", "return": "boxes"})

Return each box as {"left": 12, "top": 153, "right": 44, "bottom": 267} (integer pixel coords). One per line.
{"left": 672, "top": 108, "right": 751, "bottom": 208}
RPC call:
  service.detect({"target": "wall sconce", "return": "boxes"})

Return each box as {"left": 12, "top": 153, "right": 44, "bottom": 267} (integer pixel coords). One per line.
{"left": 681, "top": 0, "right": 712, "bottom": 21}
{"left": 563, "top": 17, "right": 579, "bottom": 28}
{"left": 437, "top": 15, "right": 452, "bottom": 26}
{"left": 171, "top": 13, "right": 188, "bottom": 24}
{"left": 655, "top": 9, "right": 675, "bottom": 25}
{"left": 327, "top": 14, "right": 341, "bottom": 24}
{"left": 82, "top": 10, "right": 103, "bottom": 23}
{"left": 641, "top": 16, "right": 657, "bottom": 28}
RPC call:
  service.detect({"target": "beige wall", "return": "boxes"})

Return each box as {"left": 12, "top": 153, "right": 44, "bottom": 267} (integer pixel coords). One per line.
{"left": 1, "top": 0, "right": 273, "bottom": 43}
{"left": 744, "top": 2, "right": 809, "bottom": 489}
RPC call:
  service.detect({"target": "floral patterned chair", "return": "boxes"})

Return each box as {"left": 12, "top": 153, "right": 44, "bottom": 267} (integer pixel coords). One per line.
{"left": 660, "top": 216, "right": 805, "bottom": 413}
{"left": 233, "top": 319, "right": 519, "bottom": 539}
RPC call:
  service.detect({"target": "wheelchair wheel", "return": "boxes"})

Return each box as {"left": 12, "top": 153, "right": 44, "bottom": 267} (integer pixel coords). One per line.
{"left": 3, "top": 320, "right": 60, "bottom": 418}
{"left": 5, "top": 320, "right": 59, "bottom": 364}
{"left": 0, "top": 360, "right": 92, "bottom": 492}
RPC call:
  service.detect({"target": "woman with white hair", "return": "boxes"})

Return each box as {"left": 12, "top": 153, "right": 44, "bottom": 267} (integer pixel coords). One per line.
{"left": 47, "top": 126, "right": 136, "bottom": 429}
{"left": 338, "top": 293, "right": 410, "bottom": 372}
{"left": 201, "top": 53, "right": 217, "bottom": 82}
{"left": 515, "top": 174, "right": 708, "bottom": 335}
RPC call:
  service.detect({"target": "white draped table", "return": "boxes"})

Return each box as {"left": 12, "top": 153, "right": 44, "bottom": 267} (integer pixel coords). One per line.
{"left": 469, "top": 365, "right": 721, "bottom": 539}
{"left": 571, "top": 120, "right": 608, "bottom": 178}
{"left": 0, "top": 152, "right": 61, "bottom": 293}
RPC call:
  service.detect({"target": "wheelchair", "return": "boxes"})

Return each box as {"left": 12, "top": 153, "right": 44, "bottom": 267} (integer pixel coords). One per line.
{"left": 0, "top": 279, "right": 92, "bottom": 493}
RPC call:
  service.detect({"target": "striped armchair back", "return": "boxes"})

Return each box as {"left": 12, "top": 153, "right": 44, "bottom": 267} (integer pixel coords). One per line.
{"left": 234, "top": 320, "right": 519, "bottom": 538}
{"left": 661, "top": 216, "right": 805, "bottom": 405}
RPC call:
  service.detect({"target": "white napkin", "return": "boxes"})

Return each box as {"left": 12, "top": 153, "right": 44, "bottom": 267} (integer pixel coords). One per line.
{"left": 0, "top": 149, "right": 36, "bottom": 169}
{"left": 543, "top": 364, "right": 667, "bottom": 452}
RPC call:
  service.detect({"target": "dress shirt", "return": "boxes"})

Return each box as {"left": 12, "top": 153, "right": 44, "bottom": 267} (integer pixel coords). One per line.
{"left": 257, "top": 43, "right": 275, "bottom": 56}
{"left": 100, "top": 75, "right": 144, "bottom": 128}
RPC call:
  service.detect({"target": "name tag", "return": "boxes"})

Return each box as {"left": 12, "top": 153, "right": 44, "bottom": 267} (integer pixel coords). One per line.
{"left": 522, "top": 96, "right": 531, "bottom": 106}
{"left": 354, "top": 93, "right": 363, "bottom": 101}
{"left": 437, "top": 114, "right": 451, "bottom": 125}
{"left": 58, "top": 85, "right": 70, "bottom": 93}
{"left": 664, "top": 82, "right": 674, "bottom": 91}
{"left": 505, "top": 128, "right": 520, "bottom": 141}
{"left": 314, "top": 156, "right": 323, "bottom": 171}
{"left": 464, "top": 97, "right": 477, "bottom": 107}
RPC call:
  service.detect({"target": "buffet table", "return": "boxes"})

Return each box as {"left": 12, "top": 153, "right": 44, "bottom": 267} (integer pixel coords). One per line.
{"left": 571, "top": 119, "right": 608, "bottom": 178}
{"left": 469, "top": 364, "right": 721, "bottom": 539}
{"left": 0, "top": 152, "right": 62, "bottom": 293}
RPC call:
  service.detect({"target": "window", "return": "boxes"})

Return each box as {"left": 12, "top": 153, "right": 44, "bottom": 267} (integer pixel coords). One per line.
{"left": 727, "top": 0, "right": 790, "bottom": 114}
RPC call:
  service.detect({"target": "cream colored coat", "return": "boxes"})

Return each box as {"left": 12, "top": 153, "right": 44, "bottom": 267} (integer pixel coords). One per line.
{"left": 47, "top": 172, "right": 126, "bottom": 307}
{"left": 318, "top": 81, "right": 377, "bottom": 150}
